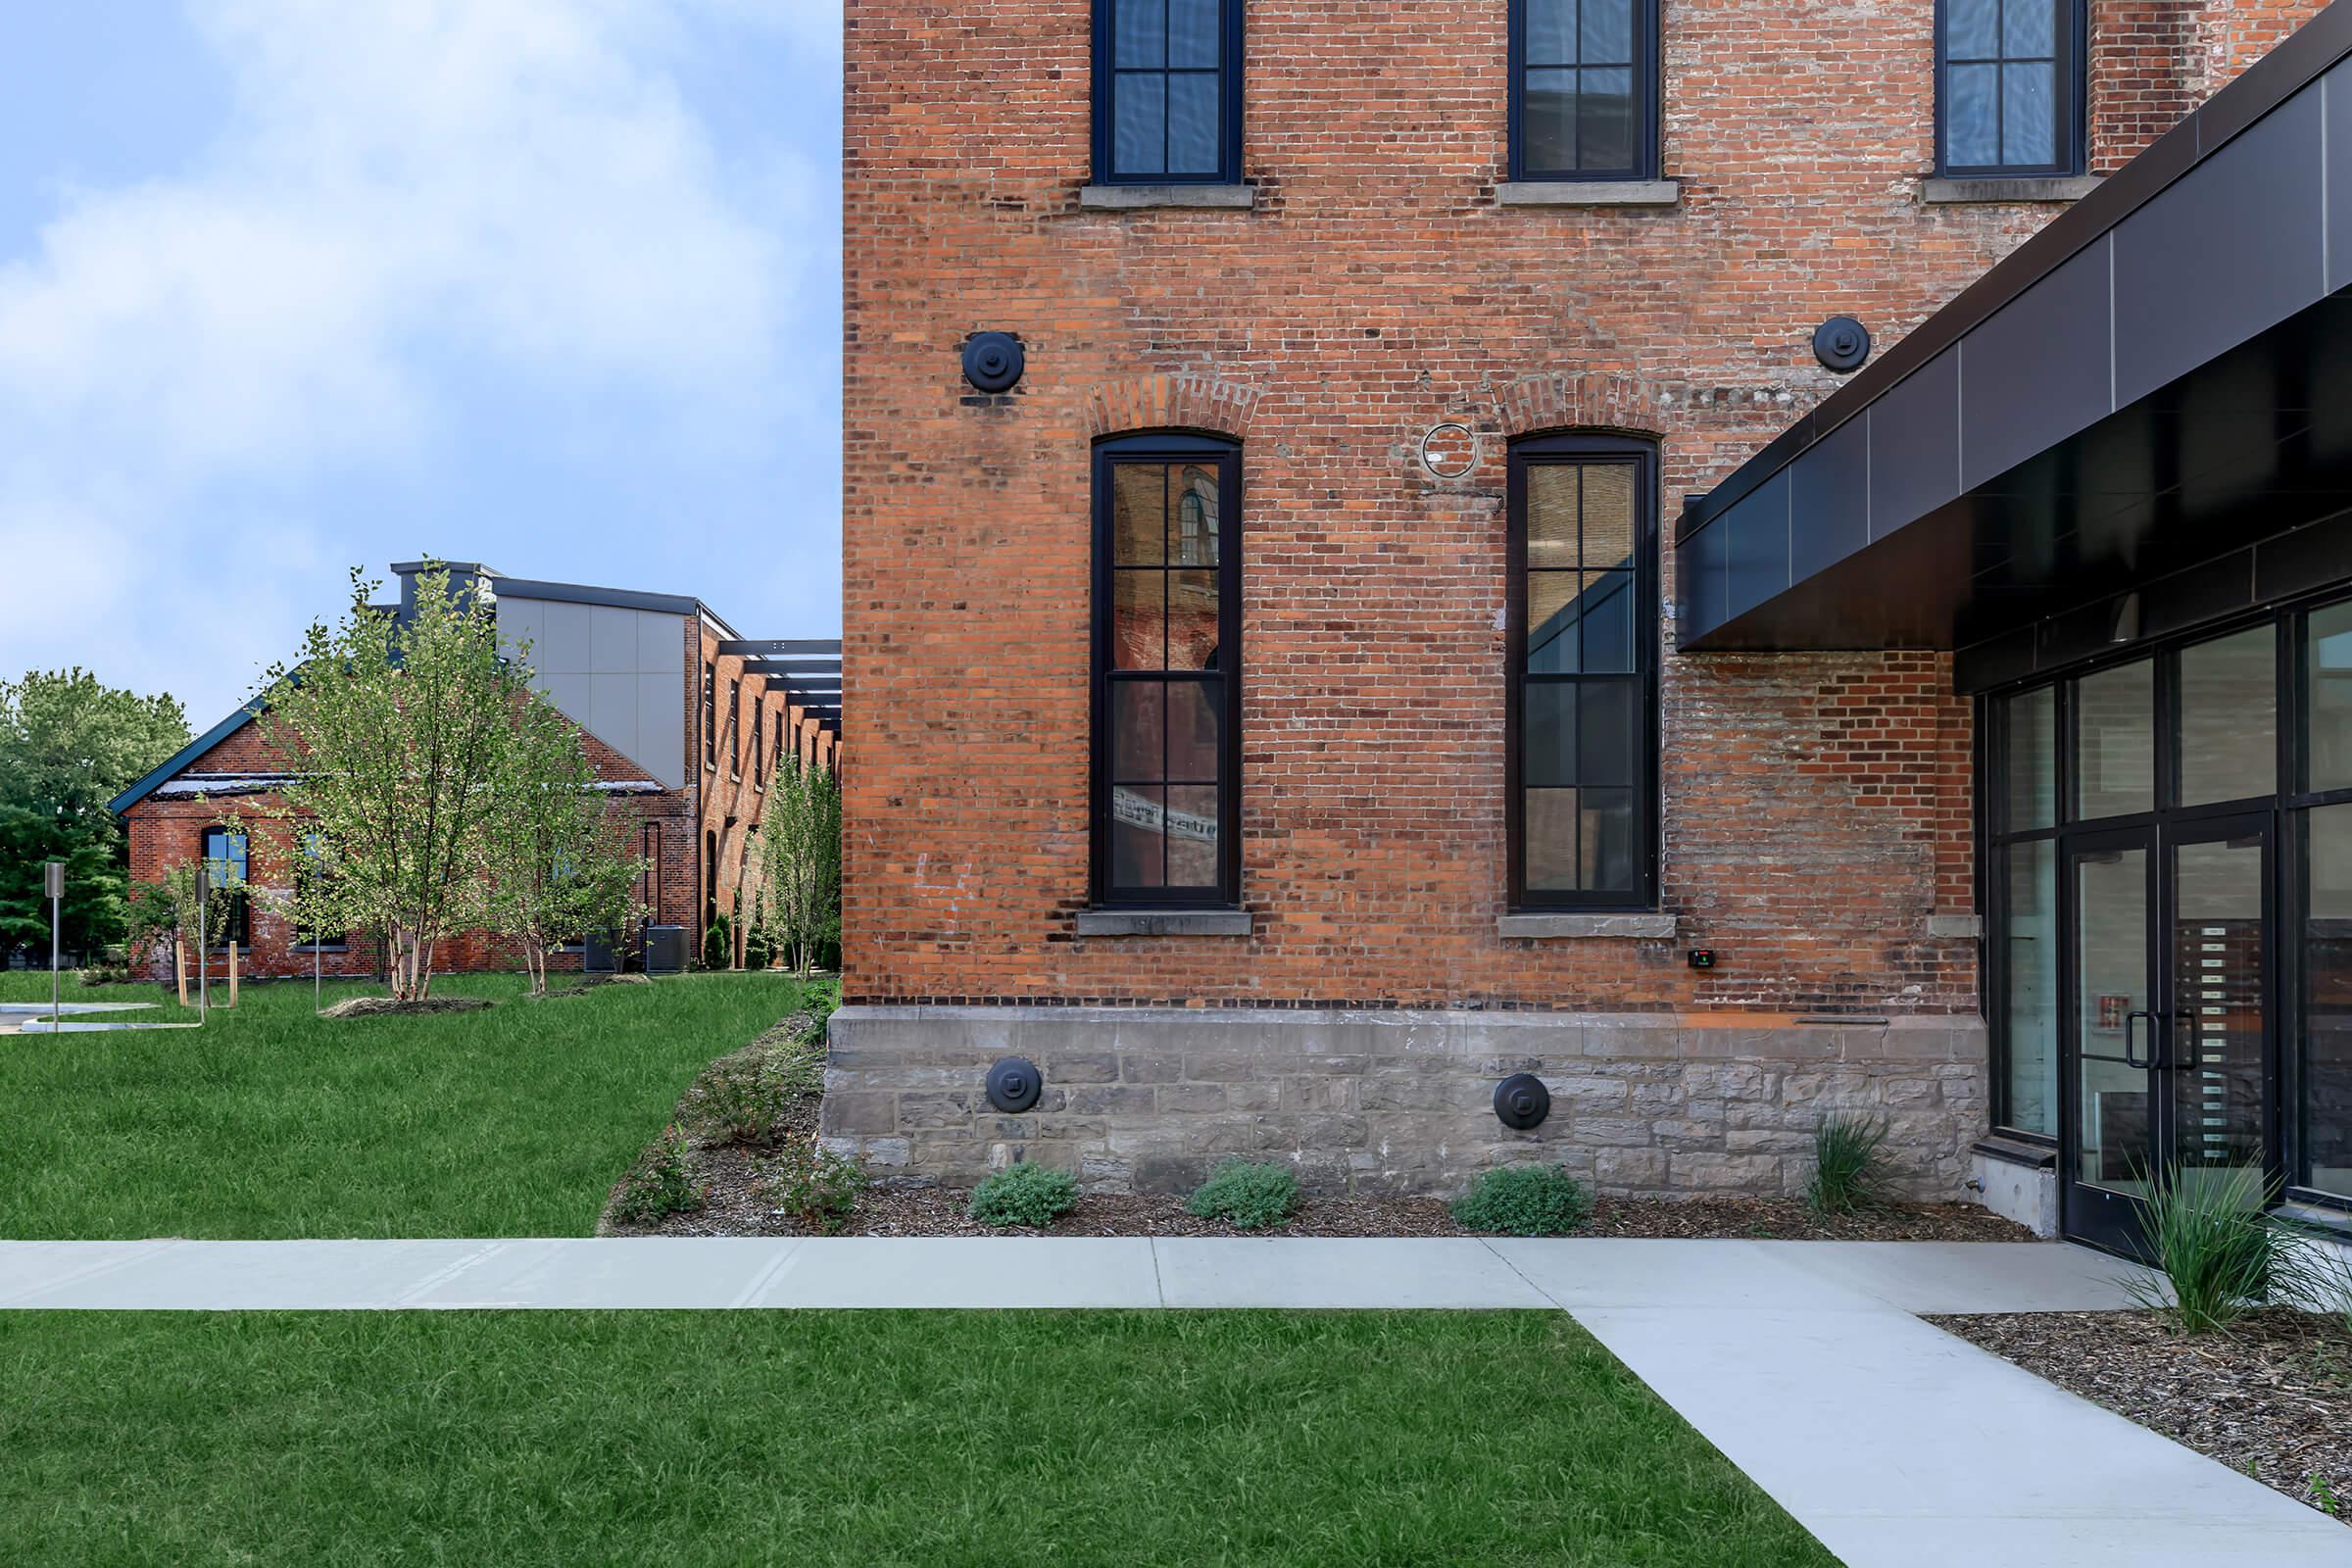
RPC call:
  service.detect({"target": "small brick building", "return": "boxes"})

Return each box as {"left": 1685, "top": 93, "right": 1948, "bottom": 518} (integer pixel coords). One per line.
{"left": 835, "top": 0, "right": 2352, "bottom": 1250}
{"left": 113, "top": 562, "right": 840, "bottom": 982}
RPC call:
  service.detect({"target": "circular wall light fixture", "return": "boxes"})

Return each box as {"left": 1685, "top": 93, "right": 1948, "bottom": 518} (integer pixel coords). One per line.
{"left": 961, "top": 331, "right": 1026, "bottom": 394}
{"left": 1812, "top": 316, "right": 1872, "bottom": 373}
{"left": 986, "top": 1055, "right": 1044, "bottom": 1113}
{"left": 1420, "top": 421, "right": 1480, "bottom": 479}
{"left": 1493, "top": 1073, "right": 1552, "bottom": 1131}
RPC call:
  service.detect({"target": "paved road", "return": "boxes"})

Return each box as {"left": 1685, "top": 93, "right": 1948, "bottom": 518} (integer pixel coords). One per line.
{"left": 0, "top": 1236, "right": 2338, "bottom": 1566}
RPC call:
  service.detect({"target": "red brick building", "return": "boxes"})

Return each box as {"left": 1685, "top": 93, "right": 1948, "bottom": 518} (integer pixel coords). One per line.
{"left": 836, "top": 0, "right": 2352, "bottom": 1250}
{"left": 113, "top": 562, "right": 840, "bottom": 982}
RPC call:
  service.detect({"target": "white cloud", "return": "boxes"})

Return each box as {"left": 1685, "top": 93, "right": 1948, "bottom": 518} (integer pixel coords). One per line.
{"left": 0, "top": 0, "right": 839, "bottom": 719}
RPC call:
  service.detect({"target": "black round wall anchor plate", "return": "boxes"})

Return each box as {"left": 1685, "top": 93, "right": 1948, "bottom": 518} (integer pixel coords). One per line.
{"left": 986, "top": 1055, "right": 1044, "bottom": 1113}
{"left": 1494, "top": 1073, "right": 1551, "bottom": 1131}
{"left": 1812, "top": 316, "right": 1872, "bottom": 373}
{"left": 961, "top": 331, "right": 1026, "bottom": 393}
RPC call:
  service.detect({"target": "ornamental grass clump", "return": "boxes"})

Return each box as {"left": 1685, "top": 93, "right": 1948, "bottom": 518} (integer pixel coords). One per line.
{"left": 966, "top": 1161, "right": 1081, "bottom": 1229}
{"left": 1186, "top": 1159, "right": 1300, "bottom": 1230}
{"left": 2123, "top": 1163, "right": 2285, "bottom": 1336}
{"left": 1805, "top": 1113, "right": 1891, "bottom": 1215}
{"left": 1451, "top": 1164, "right": 1592, "bottom": 1237}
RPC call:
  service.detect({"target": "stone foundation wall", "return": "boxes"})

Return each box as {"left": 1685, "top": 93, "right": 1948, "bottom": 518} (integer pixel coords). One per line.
{"left": 823, "top": 1005, "right": 1988, "bottom": 1200}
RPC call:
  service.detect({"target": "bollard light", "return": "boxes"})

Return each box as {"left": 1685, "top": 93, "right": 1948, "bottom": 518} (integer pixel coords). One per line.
{"left": 44, "top": 860, "right": 64, "bottom": 1028}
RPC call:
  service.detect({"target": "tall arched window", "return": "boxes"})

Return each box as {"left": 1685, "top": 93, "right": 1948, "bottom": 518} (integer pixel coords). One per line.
{"left": 1507, "top": 433, "right": 1658, "bottom": 908}
{"left": 1092, "top": 432, "right": 1241, "bottom": 906}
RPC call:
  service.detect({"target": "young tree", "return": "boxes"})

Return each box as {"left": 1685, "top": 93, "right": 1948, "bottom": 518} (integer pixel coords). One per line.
{"left": 758, "top": 755, "right": 842, "bottom": 977}
{"left": 478, "top": 686, "right": 644, "bottom": 996}
{"left": 0, "top": 668, "right": 189, "bottom": 962}
{"left": 255, "top": 564, "right": 518, "bottom": 1002}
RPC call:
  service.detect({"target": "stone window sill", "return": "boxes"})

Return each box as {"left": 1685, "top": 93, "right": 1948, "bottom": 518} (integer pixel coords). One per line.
{"left": 1495, "top": 912, "right": 1677, "bottom": 939}
{"left": 1925, "top": 913, "right": 1983, "bottom": 938}
{"left": 1973, "top": 1133, "right": 2058, "bottom": 1170}
{"left": 1920, "top": 174, "right": 2101, "bottom": 205}
{"left": 1076, "top": 908, "right": 1252, "bottom": 937}
{"left": 1496, "top": 179, "right": 1681, "bottom": 208}
{"left": 1079, "top": 183, "right": 1256, "bottom": 211}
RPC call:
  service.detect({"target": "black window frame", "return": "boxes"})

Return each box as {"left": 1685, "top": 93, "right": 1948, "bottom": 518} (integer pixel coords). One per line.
{"left": 1934, "top": 0, "right": 2086, "bottom": 179}
{"left": 727, "top": 677, "right": 742, "bottom": 779}
{"left": 1506, "top": 0, "right": 1661, "bottom": 183}
{"left": 702, "top": 662, "right": 716, "bottom": 769}
{"left": 198, "top": 825, "right": 251, "bottom": 948}
{"left": 1090, "top": 430, "right": 1243, "bottom": 909}
{"left": 1091, "top": 0, "right": 1246, "bottom": 187}
{"left": 1505, "top": 433, "right": 1661, "bottom": 912}
{"left": 291, "top": 830, "right": 348, "bottom": 954}
{"left": 1979, "top": 587, "right": 2352, "bottom": 1217}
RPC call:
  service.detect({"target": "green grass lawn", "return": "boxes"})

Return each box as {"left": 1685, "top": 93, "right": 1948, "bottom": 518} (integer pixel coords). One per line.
{"left": 0, "top": 1309, "right": 1833, "bottom": 1568}
{"left": 0, "top": 971, "right": 822, "bottom": 1239}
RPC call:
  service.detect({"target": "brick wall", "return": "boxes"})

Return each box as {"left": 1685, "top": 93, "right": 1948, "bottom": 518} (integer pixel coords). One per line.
{"left": 123, "top": 713, "right": 698, "bottom": 982}
{"left": 693, "top": 620, "right": 843, "bottom": 968}
{"left": 843, "top": 0, "right": 2320, "bottom": 1016}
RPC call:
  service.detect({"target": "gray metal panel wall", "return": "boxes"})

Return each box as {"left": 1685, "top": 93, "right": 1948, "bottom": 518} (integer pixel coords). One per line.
{"left": 1865, "top": 347, "right": 1961, "bottom": 543}
{"left": 499, "top": 598, "right": 689, "bottom": 790}
{"left": 1961, "top": 236, "right": 2115, "bottom": 491}
{"left": 1724, "top": 468, "right": 1791, "bottom": 621}
{"left": 2113, "top": 87, "right": 2327, "bottom": 408}
{"left": 1788, "top": 408, "right": 1870, "bottom": 585}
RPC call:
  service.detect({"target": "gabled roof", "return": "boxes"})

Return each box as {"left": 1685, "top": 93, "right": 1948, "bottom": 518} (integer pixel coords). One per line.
{"left": 108, "top": 700, "right": 267, "bottom": 817}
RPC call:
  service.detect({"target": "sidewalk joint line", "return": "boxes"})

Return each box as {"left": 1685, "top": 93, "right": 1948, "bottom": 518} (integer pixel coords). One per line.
{"left": 728, "top": 1241, "right": 807, "bottom": 1308}
{"left": 1476, "top": 1239, "right": 1568, "bottom": 1312}
{"left": 393, "top": 1241, "right": 508, "bottom": 1305}
{"left": 1147, "top": 1238, "right": 1166, "bottom": 1307}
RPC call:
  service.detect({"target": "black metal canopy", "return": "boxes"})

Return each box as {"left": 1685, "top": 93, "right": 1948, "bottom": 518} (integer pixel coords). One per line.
{"left": 1677, "top": 3, "right": 2352, "bottom": 694}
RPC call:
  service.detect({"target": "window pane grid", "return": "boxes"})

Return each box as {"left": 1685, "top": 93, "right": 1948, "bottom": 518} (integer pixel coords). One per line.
{"left": 1107, "top": 0, "right": 1226, "bottom": 179}
{"left": 1099, "top": 453, "right": 1232, "bottom": 902}
{"left": 1516, "top": 451, "right": 1648, "bottom": 903}
{"left": 1942, "top": 0, "right": 2070, "bottom": 172}
{"left": 1516, "top": 0, "right": 1644, "bottom": 177}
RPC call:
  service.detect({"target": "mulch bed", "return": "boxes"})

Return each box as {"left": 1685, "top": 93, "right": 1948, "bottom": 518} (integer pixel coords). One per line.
{"left": 604, "top": 1015, "right": 2037, "bottom": 1242}
{"left": 1934, "top": 1308, "right": 2352, "bottom": 1519}
{"left": 623, "top": 1137, "right": 2036, "bottom": 1241}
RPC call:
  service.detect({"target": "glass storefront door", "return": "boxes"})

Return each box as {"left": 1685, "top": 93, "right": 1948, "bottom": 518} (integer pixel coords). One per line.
{"left": 2059, "top": 816, "right": 2276, "bottom": 1253}
{"left": 1988, "top": 598, "right": 2352, "bottom": 1243}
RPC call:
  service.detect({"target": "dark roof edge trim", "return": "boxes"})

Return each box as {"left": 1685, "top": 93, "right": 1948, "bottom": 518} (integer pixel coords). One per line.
{"left": 1679, "top": 0, "right": 2352, "bottom": 544}
{"left": 108, "top": 701, "right": 268, "bottom": 817}
{"left": 494, "top": 576, "right": 706, "bottom": 619}
{"left": 716, "top": 639, "right": 844, "bottom": 657}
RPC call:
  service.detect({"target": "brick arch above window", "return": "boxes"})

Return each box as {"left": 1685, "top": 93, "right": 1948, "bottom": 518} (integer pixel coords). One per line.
{"left": 1494, "top": 371, "right": 1674, "bottom": 442}
{"left": 1082, "top": 372, "right": 1260, "bottom": 443}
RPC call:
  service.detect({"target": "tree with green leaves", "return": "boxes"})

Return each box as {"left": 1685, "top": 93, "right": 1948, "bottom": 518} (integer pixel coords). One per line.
{"left": 0, "top": 668, "right": 189, "bottom": 963}
{"left": 478, "top": 679, "right": 644, "bottom": 996}
{"left": 255, "top": 564, "right": 520, "bottom": 1002}
{"left": 757, "top": 755, "right": 842, "bottom": 976}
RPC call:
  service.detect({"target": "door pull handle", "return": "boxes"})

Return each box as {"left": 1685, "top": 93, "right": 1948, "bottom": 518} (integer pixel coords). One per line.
{"left": 2124, "top": 1009, "right": 2158, "bottom": 1070}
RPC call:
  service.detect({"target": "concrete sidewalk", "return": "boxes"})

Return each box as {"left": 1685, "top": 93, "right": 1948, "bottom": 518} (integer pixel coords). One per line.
{"left": 1, "top": 1236, "right": 2339, "bottom": 1565}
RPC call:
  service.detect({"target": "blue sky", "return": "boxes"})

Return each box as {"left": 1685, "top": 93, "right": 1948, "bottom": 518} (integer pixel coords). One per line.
{"left": 0, "top": 0, "right": 842, "bottom": 726}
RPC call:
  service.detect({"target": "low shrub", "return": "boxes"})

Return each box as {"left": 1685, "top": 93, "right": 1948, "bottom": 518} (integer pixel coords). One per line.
{"left": 757, "top": 1139, "right": 868, "bottom": 1235}
{"left": 75, "top": 964, "right": 133, "bottom": 988}
{"left": 2125, "top": 1164, "right": 2283, "bottom": 1336}
{"left": 1451, "top": 1164, "right": 1592, "bottom": 1236}
{"left": 1805, "top": 1113, "right": 1891, "bottom": 1215}
{"left": 610, "top": 1124, "right": 705, "bottom": 1226}
{"left": 1186, "top": 1159, "right": 1299, "bottom": 1231}
{"left": 967, "top": 1162, "right": 1080, "bottom": 1229}
{"left": 689, "top": 1012, "right": 826, "bottom": 1147}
